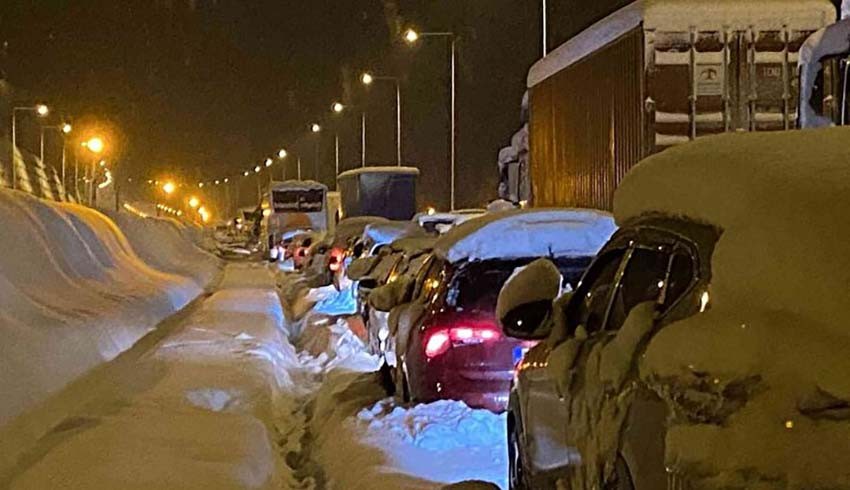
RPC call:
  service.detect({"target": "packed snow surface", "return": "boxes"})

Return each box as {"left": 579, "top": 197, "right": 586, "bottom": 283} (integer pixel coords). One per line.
{"left": 434, "top": 208, "right": 616, "bottom": 264}
{"left": 362, "top": 220, "right": 423, "bottom": 249}
{"left": 527, "top": 0, "right": 835, "bottom": 87}
{"left": 614, "top": 127, "right": 850, "bottom": 486}
{"left": 0, "top": 189, "right": 219, "bottom": 439}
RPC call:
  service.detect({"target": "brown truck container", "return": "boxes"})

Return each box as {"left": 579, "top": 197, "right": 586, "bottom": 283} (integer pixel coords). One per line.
{"left": 527, "top": 0, "right": 836, "bottom": 209}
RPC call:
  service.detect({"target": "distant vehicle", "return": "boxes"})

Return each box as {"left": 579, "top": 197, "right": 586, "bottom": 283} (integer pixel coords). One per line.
{"left": 798, "top": 16, "right": 850, "bottom": 128}
{"left": 337, "top": 166, "right": 419, "bottom": 221}
{"left": 500, "top": 129, "right": 850, "bottom": 489}
{"left": 263, "top": 180, "right": 330, "bottom": 260}
{"left": 519, "top": 0, "right": 836, "bottom": 209}
{"left": 387, "top": 209, "right": 616, "bottom": 412}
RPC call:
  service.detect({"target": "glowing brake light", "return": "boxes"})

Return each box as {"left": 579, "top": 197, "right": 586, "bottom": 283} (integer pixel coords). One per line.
{"left": 328, "top": 247, "right": 345, "bottom": 272}
{"left": 423, "top": 324, "right": 502, "bottom": 359}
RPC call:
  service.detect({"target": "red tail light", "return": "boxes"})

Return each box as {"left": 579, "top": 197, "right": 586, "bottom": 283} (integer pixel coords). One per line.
{"left": 328, "top": 247, "right": 345, "bottom": 272}
{"left": 423, "top": 323, "right": 502, "bottom": 359}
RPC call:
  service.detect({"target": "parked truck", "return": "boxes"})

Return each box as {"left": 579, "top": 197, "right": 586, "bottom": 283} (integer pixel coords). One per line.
{"left": 524, "top": 0, "right": 836, "bottom": 209}
{"left": 337, "top": 166, "right": 419, "bottom": 221}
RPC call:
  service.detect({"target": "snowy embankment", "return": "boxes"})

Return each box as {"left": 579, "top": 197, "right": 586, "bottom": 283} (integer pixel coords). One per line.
{"left": 0, "top": 189, "right": 220, "bottom": 473}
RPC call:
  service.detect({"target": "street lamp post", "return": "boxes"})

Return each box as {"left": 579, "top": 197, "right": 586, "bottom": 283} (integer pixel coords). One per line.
{"left": 41, "top": 123, "right": 72, "bottom": 197}
{"left": 361, "top": 73, "right": 403, "bottom": 166}
{"left": 405, "top": 29, "right": 457, "bottom": 209}
{"left": 542, "top": 0, "right": 548, "bottom": 56}
{"left": 10, "top": 104, "right": 49, "bottom": 190}
{"left": 331, "top": 102, "right": 345, "bottom": 183}
{"left": 311, "top": 123, "right": 321, "bottom": 181}
{"left": 361, "top": 111, "right": 367, "bottom": 167}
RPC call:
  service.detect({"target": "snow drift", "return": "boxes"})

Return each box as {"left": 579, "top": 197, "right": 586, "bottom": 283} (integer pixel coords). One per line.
{"left": 0, "top": 189, "right": 220, "bottom": 442}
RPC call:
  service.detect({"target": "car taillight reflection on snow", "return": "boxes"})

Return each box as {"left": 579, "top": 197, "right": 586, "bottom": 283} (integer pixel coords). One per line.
{"left": 424, "top": 323, "right": 503, "bottom": 358}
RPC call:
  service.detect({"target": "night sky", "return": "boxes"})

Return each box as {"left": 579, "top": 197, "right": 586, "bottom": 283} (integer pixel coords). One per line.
{"left": 3, "top": 0, "right": 837, "bottom": 211}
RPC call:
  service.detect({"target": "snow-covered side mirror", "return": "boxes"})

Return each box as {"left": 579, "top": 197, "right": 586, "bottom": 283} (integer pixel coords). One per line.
{"left": 369, "top": 276, "right": 415, "bottom": 312}
{"left": 497, "top": 258, "right": 562, "bottom": 341}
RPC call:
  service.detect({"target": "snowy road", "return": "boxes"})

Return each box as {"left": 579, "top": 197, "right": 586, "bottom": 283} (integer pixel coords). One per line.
{"left": 3, "top": 262, "right": 506, "bottom": 490}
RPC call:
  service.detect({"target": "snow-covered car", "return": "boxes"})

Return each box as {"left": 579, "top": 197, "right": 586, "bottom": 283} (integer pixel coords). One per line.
{"left": 389, "top": 209, "right": 616, "bottom": 412}
{"left": 357, "top": 237, "right": 436, "bottom": 356}
{"left": 498, "top": 128, "right": 850, "bottom": 489}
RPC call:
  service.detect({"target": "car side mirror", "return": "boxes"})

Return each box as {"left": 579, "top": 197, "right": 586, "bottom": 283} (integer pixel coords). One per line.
{"left": 497, "top": 258, "right": 562, "bottom": 340}
{"left": 358, "top": 277, "right": 378, "bottom": 291}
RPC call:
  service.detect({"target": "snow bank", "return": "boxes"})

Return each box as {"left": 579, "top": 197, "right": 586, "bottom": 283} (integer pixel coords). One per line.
{"left": 7, "top": 265, "right": 296, "bottom": 489}
{"left": 613, "top": 128, "right": 850, "bottom": 486}
{"left": 0, "top": 190, "right": 219, "bottom": 444}
{"left": 311, "top": 370, "right": 508, "bottom": 489}
{"left": 434, "top": 208, "right": 616, "bottom": 264}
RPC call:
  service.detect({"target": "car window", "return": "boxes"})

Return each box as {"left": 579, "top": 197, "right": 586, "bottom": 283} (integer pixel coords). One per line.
{"left": 606, "top": 247, "right": 669, "bottom": 331}
{"left": 660, "top": 251, "right": 696, "bottom": 312}
{"left": 413, "top": 257, "right": 443, "bottom": 303}
{"left": 566, "top": 249, "right": 628, "bottom": 334}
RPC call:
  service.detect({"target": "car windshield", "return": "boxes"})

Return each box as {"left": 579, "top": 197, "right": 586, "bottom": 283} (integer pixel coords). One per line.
{"left": 448, "top": 256, "right": 592, "bottom": 311}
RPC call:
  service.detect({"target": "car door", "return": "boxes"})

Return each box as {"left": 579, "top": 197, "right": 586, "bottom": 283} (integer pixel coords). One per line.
{"left": 557, "top": 231, "right": 701, "bottom": 489}
{"left": 521, "top": 247, "right": 631, "bottom": 476}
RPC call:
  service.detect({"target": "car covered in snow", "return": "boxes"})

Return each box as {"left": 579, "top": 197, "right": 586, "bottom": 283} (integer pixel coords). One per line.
{"left": 498, "top": 128, "right": 850, "bottom": 489}
{"left": 387, "top": 209, "right": 616, "bottom": 412}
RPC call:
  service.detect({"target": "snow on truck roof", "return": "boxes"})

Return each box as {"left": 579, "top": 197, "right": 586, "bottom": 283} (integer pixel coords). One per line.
{"left": 527, "top": 0, "right": 835, "bottom": 88}
{"left": 270, "top": 179, "right": 327, "bottom": 190}
{"left": 433, "top": 209, "right": 617, "bottom": 264}
{"left": 336, "top": 166, "right": 420, "bottom": 179}
{"left": 614, "top": 127, "right": 850, "bottom": 333}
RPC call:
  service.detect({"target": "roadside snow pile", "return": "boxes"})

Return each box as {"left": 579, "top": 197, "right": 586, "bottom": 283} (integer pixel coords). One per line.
{"left": 614, "top": 128, "right": 850, "bottom": 486}
{"left": 435, "top": 208, "right": 616, "bottom": 264}
{"left": 311, "top": 370, "right": 508, "bottom": 490}
{"left": 108, "top": 211, "right": 220, "bottom": 285}
{"left": 6, "top": 265, "right": 298, "bottom": 490}
{"left": 0, "top": 190, "right": 219, "bottom": 439}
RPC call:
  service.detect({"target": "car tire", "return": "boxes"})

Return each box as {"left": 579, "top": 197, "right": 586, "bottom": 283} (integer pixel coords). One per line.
{"left": 508, "top": 415, "right": 530, "bottom": 490}
{"left": 394, "top": 361, "right": 411, "bottom": 403}
{"left": 607, "top": 455, "right": 635, "bottom": 490}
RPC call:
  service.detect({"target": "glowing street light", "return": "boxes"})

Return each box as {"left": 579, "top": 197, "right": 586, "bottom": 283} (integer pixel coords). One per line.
{"left": 35, "top": 104, "right": 50, "bottom": 117}
{"left": 278, "top": 149, "right": 288, "bottom": 159}
{"left": 243, "top": 170, "right": 250, "bottom": 177}
{"left": 254, "top": 165, "right": 261, "bottom": 173}
{"left": 404, "top": 29, "right": 420, "bottom": 43}
{"left": 162, "top": 181, "right": 176, "bottom": 195}
{"left": 361, "top": 72, "right": 374, "bottom": 85}
{"left": 311, "top": 123, "right": 321, "bottom": 133}
{"left": 360, "top": 72, "right": 403, "bottom": 167}
{"left": 198, "top": 182, "right": 205, "bottom": 188}
{"left": 265, "top": 157, "right": 273, "bottom": 167}
{"left": 332, "top": 102, "right": 345, "bottom": 113}
{"left": 83, "top": 137, "right": 105, "bottom": 154}
{"left": 189, "top": 197, "right": 200, "bottom": 209}
{"left": 61, "top": 123, "right": 72, "bottom": 134}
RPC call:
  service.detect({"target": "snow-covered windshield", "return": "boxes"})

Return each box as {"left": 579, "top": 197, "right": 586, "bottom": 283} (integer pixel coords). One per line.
{"left": 449, "top": 257, "right": 592, "bottom": 311}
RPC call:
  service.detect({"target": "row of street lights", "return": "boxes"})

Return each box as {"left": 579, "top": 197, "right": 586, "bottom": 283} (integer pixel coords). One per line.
{"left": 10, "top": 103, "right": 109, "bottom": 206}
{"left": 179, "top": 26, "right": 459, "bottom": 211}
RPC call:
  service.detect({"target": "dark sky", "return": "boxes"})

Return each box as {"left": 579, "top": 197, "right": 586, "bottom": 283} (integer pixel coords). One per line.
{"left": 11, "top": 0, "right": 832, "bottom": 211}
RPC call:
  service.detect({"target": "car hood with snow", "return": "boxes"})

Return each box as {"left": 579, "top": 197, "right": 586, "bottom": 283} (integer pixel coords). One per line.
{"left": 433, "top": 208, "right": 617, "bottom": 264}
{"left": 613, "top": 127, "right": 850, "bottom": 487}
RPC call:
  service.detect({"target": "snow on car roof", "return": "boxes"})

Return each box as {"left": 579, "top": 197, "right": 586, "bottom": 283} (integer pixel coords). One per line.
{"left": 527, "top": 0, "right": 835, "bottom": 87}
{"left": 336, "top": 166, "right": 420, "bottom": 179}
{"left": 433, "top": 208, "right": 616, "bottom": 264}
{"left": 614, "top": 127, "right": 850, "bottom": 334}
{"left": 362, "top": 221, "right": 423, "bottom": 247}
{"left": 798, "top": 18, "right": 850, "bottom": 128}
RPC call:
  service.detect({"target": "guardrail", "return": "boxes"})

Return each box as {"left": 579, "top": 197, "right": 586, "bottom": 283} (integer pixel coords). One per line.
{"left": 0, "top": 140, "right": 78, "bottom": 203}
